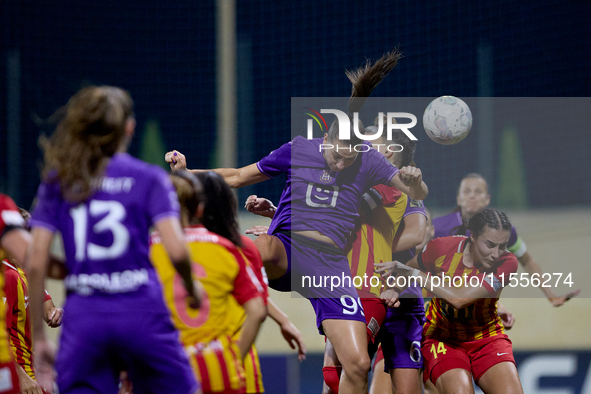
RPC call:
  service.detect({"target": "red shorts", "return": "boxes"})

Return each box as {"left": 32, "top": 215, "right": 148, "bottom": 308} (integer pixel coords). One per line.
{"left": 422, "top": 334, "right": 515, "bottom": 386}
{"left": 0, "top": 361, "right": 19, "bottom": 394}
{"left": 360, "top": 297, "right": 387, "bottom": 344}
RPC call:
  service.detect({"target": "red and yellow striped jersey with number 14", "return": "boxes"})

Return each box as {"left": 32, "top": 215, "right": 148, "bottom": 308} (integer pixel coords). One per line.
{"left": 418, "top": 236, "right": 518, "bottom": 342}
{"left": 150, "top": 225, "right": 262, "bottom": 393}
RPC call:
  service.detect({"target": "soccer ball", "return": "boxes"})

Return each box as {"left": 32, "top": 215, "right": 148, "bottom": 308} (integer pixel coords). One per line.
{"left": 422, "top": 96, "right": 472, "bottom": 145}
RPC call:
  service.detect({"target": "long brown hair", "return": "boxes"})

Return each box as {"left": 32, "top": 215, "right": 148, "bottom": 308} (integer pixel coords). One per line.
{"left": 40, "top": 86, "right": 134, "bottom": 202}
{"left": 327, "top": 49, "right": 402, "bottom": 145}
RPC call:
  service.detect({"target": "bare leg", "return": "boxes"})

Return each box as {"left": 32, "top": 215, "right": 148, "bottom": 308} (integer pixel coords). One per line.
{"left": 369, "top": 358, "right": 391, "bottom": 394}
{"left": 390, "top": 368, "right": 421, "bottom": 394}
{"left": 476, "top": 362, "right": 523, "bottom": 394}
{"left": 322, "top": 319, "right": 370, "bottom": 394}
{"left": 322, "top": 339, "right": 342, "bottom": 394}
{"left": 253, "top": 234, "right": 288, "bottom": 280}
{"left": 435, "top": 368, "right": 475, "bottom": 394}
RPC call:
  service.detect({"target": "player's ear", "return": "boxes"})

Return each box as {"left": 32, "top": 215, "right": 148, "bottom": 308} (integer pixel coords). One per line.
{"left": 485, "top": 193, "right": 491, "bottom": 206}
{"left": 125, "top": 118, "right": 136, "bottom": 138}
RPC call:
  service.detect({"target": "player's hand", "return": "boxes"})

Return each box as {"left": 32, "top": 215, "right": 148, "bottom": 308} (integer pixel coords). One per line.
{"left": 279, "top": 320, "right": 307, "bottom": 362}
{"left": 398, "top": 166, "right": 422, "bottom": 187}
{"left": 245, "top": 226, "right": 269, "bottom": 236}
{"left": 33, "top": 338, "right": 56, "bottom": 393}
{"left": 165, "top": 150, "right": 187, "bottom": 170}
{"left": 18, "top": 370, "right": 44, "bottom": 394}
{"left": 380, "top": 289, "right": 400, "bottom": 308}
{"left": 549, "top": 289, "right": 581, "bottom": 307}
{"left": 244, "top": 195, "right": 277, "bottom": 218}
{"left": 497, "top": 303, "right": 515, "bottom": 330}
{"left": 118, "top": 371, "right": 134, "bottom": 394}
{"left": 46, "top": 307, "right": 64, "bottom": 328}
{"left": 375, "top": 260, "right": 407, "bottom": 278}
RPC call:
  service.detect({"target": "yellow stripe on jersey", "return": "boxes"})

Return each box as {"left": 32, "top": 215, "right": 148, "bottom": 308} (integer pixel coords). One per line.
{"left": 243, "top": 345, "right": 264, "bottom": 394}
{"left": 0, "top": 267, "right": 11, "bottom": 365}
{"left": 347, "top": 193, "right": 407, "bottom": 297}
{"left": 151, "top": 241, "right": 240, "bottom": 345}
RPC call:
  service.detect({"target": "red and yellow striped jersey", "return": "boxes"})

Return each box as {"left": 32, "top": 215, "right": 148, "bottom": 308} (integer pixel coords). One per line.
{"left": 418, "top": 236, "right": 518, "bottom": 342}
{"left": 150, "top": 225, "right": 261, "bottom": 346}
{"left": 3, "top": 261, "right": 52, "bottom": 379}
{"left": 346, "top": 186, "right": 407, "bottom": 297}
{"left": 229, "top": 236, "right": 268, "bottom": 394}
{"left": 0, "top": 195, "right": 25, "bottom": 367}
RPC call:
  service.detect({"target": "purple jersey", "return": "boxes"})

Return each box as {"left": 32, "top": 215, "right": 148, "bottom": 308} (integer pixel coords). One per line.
{"left": 257, "top": 136, "right": 398, "bottom": 249}
{"left": 393, "top": 197, "right": 427, "bottom": 312}
{"left": 432, "top": 211, "right": 525, "bottom": 257}
{"left": 31, "top": 153, "right": 180, "bottom": 314}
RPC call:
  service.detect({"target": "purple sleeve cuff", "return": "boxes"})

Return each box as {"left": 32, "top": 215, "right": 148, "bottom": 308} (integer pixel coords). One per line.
{"left": 29, "top": 219, "right": 57, "bottom": 233}
{"left": 256, "top": 161, "right": 274, "bottom": 179}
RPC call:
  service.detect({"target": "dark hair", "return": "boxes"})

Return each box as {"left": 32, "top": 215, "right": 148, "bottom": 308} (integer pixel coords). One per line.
{"left": 194, "top": 171, "right": 242, "bottom": 248}
{"left": 170, "top": 170, "right": 205, "bottom": 227}
{"left": 452, "top": 208, "right": 512, "bottom": 239}
{"left": 368, "top": 115, "right": 416, "bottom": 167}
{"left": 40, "top": 86, "right": 134, "bottom": 202}
{"left": 327, "top": 49, "right": 402, "bottom": 146}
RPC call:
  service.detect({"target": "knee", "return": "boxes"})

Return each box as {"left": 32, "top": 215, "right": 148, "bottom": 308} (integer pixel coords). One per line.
{"left": 342, "top": 354, "right": 371, "bottom": 381}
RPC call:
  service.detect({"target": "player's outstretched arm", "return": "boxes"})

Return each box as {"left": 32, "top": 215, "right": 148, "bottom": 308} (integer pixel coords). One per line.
{"left": 26, "top": 227, "right": 56, "bottom": 392}
{"left": 386, "top": 256, "right": 494, "bottom": 310}
{"left": 267, "top": 298, "right": 307, "bottom": 361}
{"left": 237, "top": 296, "right": 267, "bottom": 360}
{"left": 154, "top": 217, "right": 201, "bottom": 309}
{"left": 517, "top": 251, "right": 580, "bottom": 306}
{"left": 389, "top": 166, "right": 428, "bottom": 201}
{"left": 165, "top": 150, "right": 270, "bottom": 188}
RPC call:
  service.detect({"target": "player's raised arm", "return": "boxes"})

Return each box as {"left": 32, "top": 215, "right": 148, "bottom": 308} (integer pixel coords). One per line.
{"left": 165, "top": 150, "right": 270, "bottom": 188}
{"left": 389, "top": 166, "right": 428, "bottom": 201}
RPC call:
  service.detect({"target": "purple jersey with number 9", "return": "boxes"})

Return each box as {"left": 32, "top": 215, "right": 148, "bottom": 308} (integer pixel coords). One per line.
{"left": 31, "top": 153, "right": 179, "bottom": 314}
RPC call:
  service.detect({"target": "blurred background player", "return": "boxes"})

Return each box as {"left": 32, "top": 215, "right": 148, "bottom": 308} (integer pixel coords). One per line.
{"left": 150, "top": 170, "right": 266, "bottom": 394}
{"left": 381, "top": 208, "right": 524, "bottom": 394}
{"left": 0, "top": 194, "right": 34, "bottom": 394}
{"left": 3, "top": 208, "right": 63, "bottom": 394}
{"left": 194, "top": 171, "right": 305, "bottom": 394}
{"left": 27, "top": 86, "right": 201, "bottom": 394}
{"left": 433, "top": 173, "right": 579, "bottom": 306}
{"left": 167, "top": 50, "right": 429, "bottom": 394}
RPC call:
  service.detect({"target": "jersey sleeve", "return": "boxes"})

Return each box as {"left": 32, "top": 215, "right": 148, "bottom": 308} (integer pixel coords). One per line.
{"left": 507, "top": 226, "right": 527, "bottom": 258}
{"left": 240, "top": 236, "right": 269, "bottom": 303}
{"left": 147, "top": 168, "right": 180, "bottom": 225}
{"left": 417, "top": 238, "right": 445, "bottom": 273}
{"left": 231, "top": 250, "right": 263, "bottom": 306}
{"left": 43, "top": 290, "right": 52, "bottom": 302}
{"left": 403, "top": 196, "right": 427, "bottom": 218}
{"left": 0, "top": 194, "right": 25, "bottom": 238}
{"left": 364, "top": 149, "right": 399, "bottom": 187}
{"left": 478, "top": 253, "right": 519, "bottom": 295}
{"left": 30, "top": 182, "right": 61, "bottom": 233}
{"left": 256, "top": 140, "right": 292, "bottom": 178}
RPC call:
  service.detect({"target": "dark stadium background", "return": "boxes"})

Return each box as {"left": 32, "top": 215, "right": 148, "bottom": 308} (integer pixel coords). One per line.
{"left": 2, "top": 1, "right": 590, "bottom": 392}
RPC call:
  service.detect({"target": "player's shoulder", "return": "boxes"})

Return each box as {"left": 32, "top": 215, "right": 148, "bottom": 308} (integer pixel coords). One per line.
{"left": 496, "top": 251, "right": 519, "bottom": 270}
{"left": 184, "top": 226, "right": 238, "bottom": 251}
{"left": 425, "top": 235, "right": 466, "bottom": 255}
{"left": 239, "top": 235, "right": 263, "bottom": 268}
{"left": 2, "top": 260, "right": 20, "bottom": 282}
{"left": 432, "top": 211, "right": 457, "bottom": 225}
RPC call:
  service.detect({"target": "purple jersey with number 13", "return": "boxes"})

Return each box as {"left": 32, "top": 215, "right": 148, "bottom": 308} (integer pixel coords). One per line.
{"left": 31, "top": 153, "right": 179, "bottom": 315}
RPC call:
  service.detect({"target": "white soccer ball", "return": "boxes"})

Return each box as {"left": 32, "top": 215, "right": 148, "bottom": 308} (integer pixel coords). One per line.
{"left": 422, "top": 96, "right": 472, "bottom": 145}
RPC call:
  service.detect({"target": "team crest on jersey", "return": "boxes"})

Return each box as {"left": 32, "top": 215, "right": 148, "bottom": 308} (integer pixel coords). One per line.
{"left": 320, "top": 170, "right": 333, "bottom": 183}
